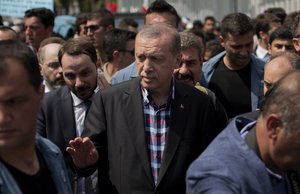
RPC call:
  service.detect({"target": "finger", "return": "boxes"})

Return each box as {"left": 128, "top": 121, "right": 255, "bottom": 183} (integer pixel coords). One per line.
{"left": 69, "top": 137, "right": 84, "bottom": 147}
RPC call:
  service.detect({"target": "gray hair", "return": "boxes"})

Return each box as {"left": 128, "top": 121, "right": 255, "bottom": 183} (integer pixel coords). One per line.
{"left": 261, "top": 70, "right": 300, "bottom": 134}
{"left": 269, "top": 51, "right": 300, "bottom": 70}
{"left": 137, "top": 23, "right": 181, "bottom": 55}
{"left": 179, "top": 31, "right": 204, "bottom": 60}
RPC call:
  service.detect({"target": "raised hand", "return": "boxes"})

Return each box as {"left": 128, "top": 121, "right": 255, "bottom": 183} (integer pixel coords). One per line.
{"left": 66, "top": 137, "right": 99, "bottom": 168}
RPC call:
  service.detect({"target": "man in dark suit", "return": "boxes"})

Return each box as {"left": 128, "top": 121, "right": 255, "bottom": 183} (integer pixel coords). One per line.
{"left": 67, "top": 23, "right": 226, "bottom": 194}
{"left": 37, "top": 37, "right": 99, "bottom": 194}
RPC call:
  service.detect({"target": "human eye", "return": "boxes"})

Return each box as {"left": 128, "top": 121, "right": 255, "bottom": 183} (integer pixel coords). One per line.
{"left": 137, "top": 54, "right": 146, "bottom": 62}
{"left": 80, "top": 69, "right": 92, "bottom": 77}
{"left": 232, "top": 45, "right": 242, "bottom": 50}
{"left": 64, "top": 73, "right": 76, "bottom": 80}
{"left": 264, "top": 80, "right": 272, "bottom": 89}
{"left": 7, "top": 96, "right": 26, "bottom": 106}
{"left": 47, "top": 62, "right": 60, "bottom": 69}
{"left": 186, "top": 60, "right": 197, "bottom": 67}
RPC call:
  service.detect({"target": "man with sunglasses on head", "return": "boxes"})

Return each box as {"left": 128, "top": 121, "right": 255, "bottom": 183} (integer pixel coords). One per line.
{"left": 101, "top": 28, "right": 136, "bottom": 84}
{"left": 85, "top": 9, "right": 115, "bottom": 67}
{"left": 37, "top": 37, "right": 66, "bottom": 93}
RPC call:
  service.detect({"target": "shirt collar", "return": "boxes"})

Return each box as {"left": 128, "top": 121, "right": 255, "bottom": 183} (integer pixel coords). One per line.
{"left": 70, "top": 85, "right": 99, "bottom": 107}
{"left": 142, "top": 77, "right": 175, "bottom": 105}
{"left": 256, "top": 45, "right": 269, "bottom": 59}
{"left": 240, "top": 121, "right": 285, "bottom": 181}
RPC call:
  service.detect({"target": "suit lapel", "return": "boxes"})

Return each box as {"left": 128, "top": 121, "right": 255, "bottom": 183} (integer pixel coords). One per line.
{"left": 57, "top": 87, "right": 76, "bottom": 144}
{"left": 157, "top": 81, "right": 189, "bottom": 185}
{"left": 123, "top": 79, "right": 154, "bottom": 184}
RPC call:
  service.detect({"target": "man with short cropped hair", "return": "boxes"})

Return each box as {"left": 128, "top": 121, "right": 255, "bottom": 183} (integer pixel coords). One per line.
{"left": 24, "top": 7, "right": 55, "bottom": 52}
{"left": 0, "top": 39, "right": 72, "bottom": 194}
{"left": 202, "top": 12, "right": 265, "bottom": 118}
{"left": 37, "top": 37, "right": 100, "bottom": 194}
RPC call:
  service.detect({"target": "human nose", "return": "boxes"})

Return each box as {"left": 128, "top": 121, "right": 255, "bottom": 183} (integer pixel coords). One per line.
{"left": 25, "top": 27, "right": 32, "bottom": 35}
{"left": 143, "top": 60, "right": 153, "bottom": 73}
{"left": 86, "top": 28, "right": 94, "bottom": 37}
{"left": 0, "top": 105, "right": 11, "bottom": 125}
{"left": 280, "top": 46, "right": 287, "bottom": 52}
{"left": 178, "top": 63, "right": 189, "bottom": 75}
{"left": 75, "top": 77, "right": 84, "bottom": 87}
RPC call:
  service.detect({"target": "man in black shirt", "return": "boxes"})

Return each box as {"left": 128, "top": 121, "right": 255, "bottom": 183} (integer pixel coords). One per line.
{"left": 201, "top": 12, "right": 265, "bottom": 118}
{"left": 0, "top": 40, "right": 72, "bottom": 194}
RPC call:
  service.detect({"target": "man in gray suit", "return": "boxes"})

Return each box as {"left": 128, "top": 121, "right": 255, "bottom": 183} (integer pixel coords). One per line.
{"left": 67, "top": 23, "right": 225, "bottom": 194}
{"left": 187, "top": 70, "right": 300, "bottom": 194}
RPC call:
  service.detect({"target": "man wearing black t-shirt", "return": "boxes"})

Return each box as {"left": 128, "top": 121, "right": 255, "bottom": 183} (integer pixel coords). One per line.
{"left": 201, "top": 12, "right": 265, "bottom": 118}
{"left": 0, "top": 40, "right": 72, "bottom": 194}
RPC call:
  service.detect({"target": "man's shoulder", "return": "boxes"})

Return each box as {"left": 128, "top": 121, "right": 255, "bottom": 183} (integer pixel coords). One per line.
{"left": 111, "top": 62, "right": 137, "bottom": 85}
{"left": 43, "top": 86, "right": 69, "bottom": 101}
{"left": 100, "top": 78, "right": 139, "bottom": 97}
{"left": 36, "top": 135, "right": 61, "bottom": 154}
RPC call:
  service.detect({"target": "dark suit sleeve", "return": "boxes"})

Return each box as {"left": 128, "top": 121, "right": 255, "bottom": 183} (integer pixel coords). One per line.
{"left": 36, "top": 102, "right": 47, "bottom": 137}
{"left": 200, "top": 97, "right": 226, "bottom": 151}
{"left": 82, "top": 92, "right": 115, "bottom": 194}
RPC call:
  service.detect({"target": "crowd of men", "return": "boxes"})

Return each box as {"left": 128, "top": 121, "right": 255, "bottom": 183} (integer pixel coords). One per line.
{"left": 1, "top": 1, "right": 300, "bottom": 194}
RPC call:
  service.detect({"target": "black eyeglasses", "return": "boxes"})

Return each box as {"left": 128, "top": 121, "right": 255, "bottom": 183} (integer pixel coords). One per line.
{"left": 119, "top": 49, "right": 135, "bottom": 56}
{"left": 84, "top": 24, "right": 106, "bottom": 32}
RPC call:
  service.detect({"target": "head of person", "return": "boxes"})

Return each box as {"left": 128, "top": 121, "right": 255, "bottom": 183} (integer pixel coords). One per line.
{"left": 263, "top": 51, "right": 300, "bottom": 94}
{"left": 203, "top": 16, "right": 216, "bottom": 34}
{"left": 37, "top": 37, "right": 66, "bottom": 90}
{"left": 291, "top": 14, "right": 300, "bottom": 53}
{"left": 192, "top": 20, "right": 203, "bottom": 31}
{"left": 145, "top": 0, "right": 180, "bottom": 28}
{"left": 255, "top": 13, "right": 281, "bottom": 48}
{"left": 0, "top": 26, "right": 18, "bottom": 41}
{"left": 268, "top": 27, "right": 294, "bottom": 55}
{"left": 85, "top": 9, "right": 114, "bottom": 51}
{"left": 136, "top": 23, "right": 181, "bottom": 94}
{"left": 220, "top": 12, "right": 255, "bottom": 68}
{"left": 283, "top": 11, "right": 300, "bottom": 30}
{"left": 0, "top": 39, "right": 43, "bottom": 149}
{"left": 259, "top": 70, "right": 300, "bottom": 173}
{"left": 103, "top": 28, "right": 136, "bottom": 68}
{"left": 204, "top": 39, "right": 225, "bottom": 62}
{"left": 174, "top": 31, "right": 204, "bottom": 86}
{"left": 75, "top": 12, "right": 89, "bottom": 37}
{"left": 58, "top": 37, "right": 98, "bottom": 100}
{"left": 264, "top": 7, "right": 287, "bottom": 24}
{"left": 118, "top": 17, "right": 139, "bottom": 33}
{"left": 24, "top": 7, "right": 55, "bottom": 52}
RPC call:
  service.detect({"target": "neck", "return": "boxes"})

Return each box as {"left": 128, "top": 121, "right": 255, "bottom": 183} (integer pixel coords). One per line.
{"left": 106, "top": 62, "right": 119, "bottom": 78}
{"left": 259, "top": 39, "right": 268, "bottom": 50}
{"left": 223, "top": 55, "right": 248, "bottom": 70}
{"left": 0, "top": 142, "right": 40, "bottom": 175}
{"left": 148, "top": 81, "right": 172, "bottom": 107}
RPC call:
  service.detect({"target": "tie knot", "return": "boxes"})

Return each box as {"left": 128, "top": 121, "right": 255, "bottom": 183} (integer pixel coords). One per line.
{"left": 84, "top": 100, "right": 92, "bottom": 113}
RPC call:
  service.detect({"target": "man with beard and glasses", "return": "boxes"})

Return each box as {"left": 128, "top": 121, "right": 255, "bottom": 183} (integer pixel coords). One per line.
{"left": 37, "top": 37, "right": 66, "bottom": 93}
{"left": 37, "top": 37, "right": 100, "bottom": 194}
{"left": 174, "top": 31, "right": 228, "bottom": 126}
